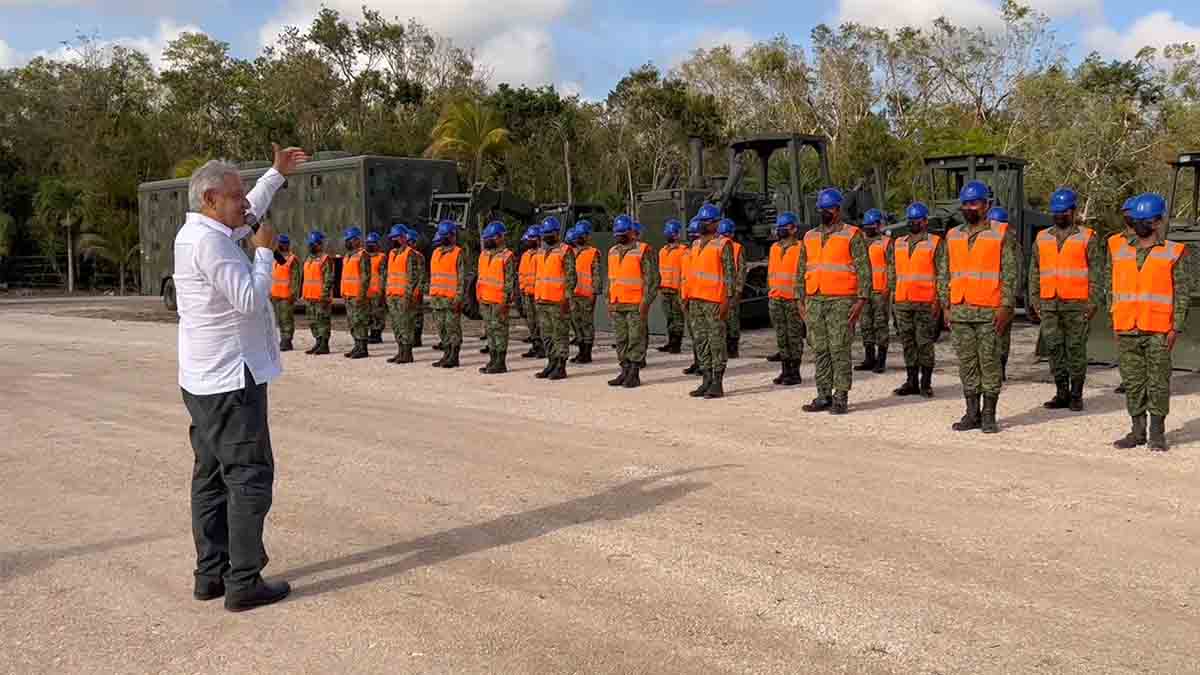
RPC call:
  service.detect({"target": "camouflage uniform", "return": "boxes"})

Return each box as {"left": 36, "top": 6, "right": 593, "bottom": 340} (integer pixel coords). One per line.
{"left": 724, "top": 238, "right": 747, "bottom": 350}
{"left": 768, "top": 238, "right": 805, "bottom": 361}
{"left": 890, "top": 232, "right": 947, "bottom": 370}
{"left": 537, "top": 244, "right": 577, "bottom": 361}
{"left": 385, "top": 247, "right": 423, "bottom": 348}
{"left": 1029, "top": 224, "right": 1104, "bottom": 390}
{"left": 272, "top": 253, "right": 302, "bottom": 341}
{"left": 367, "top": 251, "right": 387, "bottom": 338}
{"left": 799, "top": 225, "right": 873, "bottom": 400}
{"left": 344, "top": 249, "right": 371, "bottom": 341}
{"left": 571, "top": 245, "right": 602, "bottom": 347}
{"left": 305, "top": 253, "right": 336, "bottom": 340}
{"left": 430, "top": 245, "right": 466, "bottom": 348}
{"left": 479, "top": 246, "right": 518, "bottom": 355}
{"left": 860, "top": 233, "right": 891, "bottom": 352}
{"left": 687, "top": 237, "right": 737, "bottom": 373}
{"left": 520, "top": 248, "right": 542, "bottom": 347}
{"left": 609, "top": 241, "right": 660, "bottom": 366}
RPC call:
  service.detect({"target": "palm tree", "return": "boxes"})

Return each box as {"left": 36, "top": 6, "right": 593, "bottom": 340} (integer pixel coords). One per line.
{"left": 425, "top": 100, "right": 511, "bottom": 184}
{"left": 33, "top": 178, "right": 86, "bottom": 293}
{"left": 79, "top": 214, "right": 140, "bottom": 296}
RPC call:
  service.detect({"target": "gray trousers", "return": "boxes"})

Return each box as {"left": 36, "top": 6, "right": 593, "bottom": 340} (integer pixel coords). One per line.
{"left": 181, "top": 367, "right": 274, "bottom": 591}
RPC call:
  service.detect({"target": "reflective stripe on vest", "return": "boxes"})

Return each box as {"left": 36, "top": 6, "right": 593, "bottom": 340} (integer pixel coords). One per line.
{"left": 386, "top": 248, "right": 412, "bottom": 298}
{"left": 340, "top": 251, "right": 365, "bottom": 298}
{"left": 367, "top": 252, "right": 385, "bottom": 297}
{"left": 575, "top": 246, "right": 598, "bottom": 298}
{"left": 1037, "top": 227, "right": 1093, "bottom": 301}
{"left": 1111, "top": 240, "right": 1184, "bottom": 333}
{"left": 429, "top": 246, "right": 461, "bottom": 299}
{"left": 535, "top": 246, "right": 567, "bottom": 302}
{"left": 476, "top": 249, "right": 512, "bottom": 305}
{"left": 947, "top": 223, "right": 1007, "bottom": 308}
{"left": 659, "top": 244, "right": 686, "bottom": 291}
{"left": 689, "top": 238, "right": 727, "bottom": 303}
{"left": 271, "top": 254, "right": 297, "bottom": 300}
{"left": 868, "top": 237, "right": 889, "bottom": 292}
{"left": 519, "top": 249, "right": 540, "bottom": 293}
{"left": 767, "top": 241, "right": 802, "bottom": 300}
{"left": 302, "top": 255, "right": 328, "bottom": 301}
{"left": 893, "top": 234, "right": 939, "bottom": 304}
{"left": 803, "top": 226, "right": 860, "bottom": 297}
{"left": 608, "top": 244, "right": 645, "bottom": 305}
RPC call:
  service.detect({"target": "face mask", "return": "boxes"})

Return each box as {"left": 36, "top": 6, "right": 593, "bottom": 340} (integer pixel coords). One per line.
{"left": 310, "top": 246, "right": 321, "bottom": 255}
{"left": 543, "top": 236, "right": 557, "bottom": 246}
{"left": 961, "top": 208, "right": 983, "bottom": 225}
{"left": 702, "top": 223, "right": 717, "bottom": 236}
{"left": 909, "top": 220, "right": 925, "bottom": 234}
{"left": 863, "top": 227, "right": 879, "bottom": 237}
{"left": 819, "top": 210, "right": 836, "bottom": 225}
{"left": 1134, "top": 221, "right": 1156, "bottom": 238}
{"left": 1053, "top": 215, "right": 1072, "bottom": 228}
{"left": 484, "top": 240, "right": 498, "bottom": 250}
{"left": 618, "top": 233, "right": 633, "bottom": 244}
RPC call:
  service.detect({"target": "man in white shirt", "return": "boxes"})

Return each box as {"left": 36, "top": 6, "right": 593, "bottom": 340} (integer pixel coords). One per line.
{"left": 175, "top": 143, "right": 308, "bottom": 612}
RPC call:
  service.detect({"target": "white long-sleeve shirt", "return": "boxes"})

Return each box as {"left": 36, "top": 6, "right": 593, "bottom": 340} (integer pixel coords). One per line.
{"left": 174, "top": 168, "right": 286, "bottom": 395}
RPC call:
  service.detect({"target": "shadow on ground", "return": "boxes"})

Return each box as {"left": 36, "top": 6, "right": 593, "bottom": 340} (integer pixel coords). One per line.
{"left": 0, "top": 533, "right": 172, "bottom": 583}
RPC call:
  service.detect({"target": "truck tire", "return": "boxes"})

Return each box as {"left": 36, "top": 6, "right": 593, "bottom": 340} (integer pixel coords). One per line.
{"left": 162, "top": 277, "right": 177, "bottom": 312}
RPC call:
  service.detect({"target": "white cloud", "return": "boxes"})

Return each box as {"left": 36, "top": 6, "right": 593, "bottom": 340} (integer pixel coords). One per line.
{"left": 26, "top": 19, "right": 202, "bottom": 70}
{"left": 667, "top": 27, "right": 755, "bottom": 69}
{"left": 1084, "top": 11, "right": 1200, "bottom": 60}
{"left": 835, "top": 0, "right": 1100, "bottom": 31}
{"left": 475, "top": 26, "right": 557, "bottom": 86}
{"left": 0, "top": 39, "right": 15, "bottom": 68}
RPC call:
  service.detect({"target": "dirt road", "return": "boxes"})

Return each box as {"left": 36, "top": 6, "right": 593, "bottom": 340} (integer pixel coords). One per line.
{"left": 2, "top": 307, "right": 1199, "bottom": 674}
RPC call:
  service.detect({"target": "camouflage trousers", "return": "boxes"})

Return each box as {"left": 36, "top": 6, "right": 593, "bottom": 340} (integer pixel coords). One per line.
{"left": 307, "top": 301, "right": 332, "bottom": 339}
{"left": 429, "top": 298, "right": 462, "bottom": 348}
{"left": 690, "top": 300, "right": 727, "bottom": 372}
{"left": 1118, "top": 333, "right": 1172, "bottom": 417}
{"left": 538, "top": 301, "right": 571, "bottom": 360}
{"left": 523, "top": 294, "right": 541, "bottom": 342}
{"left": 725, "top": 299, "right": 742, "bottom": 343}
{"left": 367, "top": 295, "right": 386, "bottom": 334}
{"left": 951, "top": 321, "right": 1003, "bottom": 396}
{"left": 768, "top": 298, "right": 805, "bottom": 361}
{"left": 387, "top": 297, "right": 418, "bottom": 347}
{"left": 1039, "top": 308, "right": 1090, "bottom": 382}
{"left": 860, "top": 293, "right": 890, "bottom": 348}
{"left": 480, "top": 302, "right": 511, "bottom": 354}
{"left": 272, "top": 299, "right": 295, "bottom": 339}
{"left": 612, "top": 305, "right": 647, "bottom": 364}
{"left": 345, "top": 299, "right": 369, "bottom": 340}
{"left": 659, "top": 291, "right": 683, "bottom": 338}
{"left": 571, "top": 297, "right": 596, "bottom": 344}
{"left": 894, "top": 303, "right": 938, "bottom": 369}
{"left": 806, "top": 296, "right": 856, "bottom": 395}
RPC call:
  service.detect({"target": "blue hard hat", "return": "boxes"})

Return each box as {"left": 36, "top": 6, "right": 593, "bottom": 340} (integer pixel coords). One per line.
{"left": 343, "top": 226, "right": 362, "bottom": 241}
{"left": 365, "top": 232, "right": 380, "bottom": 245}
{"left": 1132, "top": 193, "right": 1166, "bottom": 221}
{"left": 433, "top": 220, "right": 457, "bottom": 244}
{"left": 905, "top": 202, "right": 929, "bottom": 221}
{"left": 565, "top": 226, "right": 581, "bottom": 244}
{"left": 633, "top": 221, "right": 643, "bottom": 234}
{"left": 862, "top": 208, "right": 884, "bottom": 227}
{"left": 987, "top": 206, "right": 1009, "bottom": 223}
{"left": 817, "top": 188, "right": 844, "bottom": 210}
{"left": 404, "top": 226, "right": 420, "bottom": 242}
{"left": 776, "top": 212, "right": 799, "bottom": 229}
{"left": 540, "top": 216, "right": 561, "bottom": 235}
{"left": 664, "top": 219, "right": 682, "bottom": 239}
{"left": 388, "top": 224, "right": 407, "bottom": 240}
{"left": 697, "top": 203, "right": 721, "bottom": 221}
{"left": 574, "top": 220, "right": 593, "bottom": 235}
{"left": 1049, "top": 188, "right": 1077, "bottom": 214}
{"left": 959, "top": 180, "right": 990, "bottom": 204}
{"left": 306, "top": 230, "right": 325, "bottom": 246}
{"left": 717, "top": 218, "right": 735, "bottom": 237}
{"left": 613, "top": 214, "right": 634, "bottom": 234}
{"left": 523, "top": 225, "right": 541, "bottom": 241}
{"left": 1121, "top": 197, "right": 1137, "bottom": 213}
{"left": 277, "top": 233, "right": 290, "bottom": 245}
{"left": 482, "top": 221, "right": 507, "bottom": 240}
{"left": 687, "top": 217, "right": 701, "bottom": 238}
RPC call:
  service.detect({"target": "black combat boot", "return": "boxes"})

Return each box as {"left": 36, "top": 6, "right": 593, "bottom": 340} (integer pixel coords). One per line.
{"left": 802, "top": 394, "right": 832, "bottom": 412}
{"left": 369, "top": 330, "right": 383, "bottom": 344}
{"left": 704, "top": 368, "right": 725, "bottom": 398}
{"left": 894, "top": 368, "right": 919, "bottom": 396}
{"left": 1113, "top": 414, "right": 1147, "bottom": 449}
{"left": 548, "top": 358, "right": 567, "bottom": 380}
{"left": 577, "top": 342, "right": 593, "bottom": 364}
{"left": 492, "top": 350, "right": 508, "bottom": 374}
{"left": 1069, "top": 377, "right": 1084, "bottom": 411}
{"left": 766, "top": 352, "right": 782, "bottom": 362}
{"left": 305, "top": 339, "right": 318, "bottom": 354}
{"left": 773, "top": 360, "right": 789, "bottom": 385}
{"left": 683, "top": 357, "right": 701, "bottom": 375}
{"left": 1114, "top": 383, "right": 1126, "bottom": 394}
{"left": 873, "top": 343, "right": 888, "bottom": 374}
{"left": 1044, "top": 378, "right": 1071, "bottom": 409}
{"left": 830, "top": 391, "right": 848, "bottom": 415}
{"left": 432, "top": 345, "right": 448, "bottom": 367}
{"left": 623, "top": 364, "right": 642, "bottom": 388}
{"left": 689, "top": 371, "right": 712, "bottom": 397}
{"left": 981, "top": 394, "right": 1000, "bottom": 434}
{"left": 413, "top": 333, "right": 424, "bottom": 348}
{"left": 397, "top": 345, "right": 414, "bottom": 364}
{"left": 854, "top": 344, "right": 876, "bottom": 371}
{"left": 441, "top": 344, "right": 460, "bottom": 368}
{"left": 479, "top": 351, "right": 497, "bottom": 373}
{"left": 783, "top": 360, "right": 803, "bottom": 386}
{"left": 536, "top": 357, "right": 555, "bottom": 379}
{"left": 659, "top": 333, "right": 683, "bottom": 354}
{"left": 344, "top": 340, "right": 357, "bottom": 357}
{"left": 521, "top": 343, "right": 540, "bottom": 358}
{"left": 224, "top": 578, "right": 290, "bottom": 613}
{"left": 1148, "top": 416, "right": 1168, "bottom": 451}
{"left": 348, "top": 339, "right": 369, "bottom": 360}
{"left": 919, "top": 366, "right": 934, "bottom": 398}
{"left": 609, "top": 362, "right": 630, "bottom": 386}
{"left": 279, "top": 337, "right": 293, "bottom": 352}
{"left": 952, "top": 394, "right": 981, "bottom": 431}
{"left": 727, "top": 337, "right": 739, "bottom": 359}
{"left": 314, "top": 336, "right": 330, "bottom": 355}
{"left": 388, "top": 344, "right": 403, "bottom": 363}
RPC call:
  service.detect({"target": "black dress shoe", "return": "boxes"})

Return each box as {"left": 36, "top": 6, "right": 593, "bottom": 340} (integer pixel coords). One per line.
{"left": 224, "top": 578, "right": 291, "bottom": 613}
{"left": 193, "top": 576, "right": 225, "bottom": 601}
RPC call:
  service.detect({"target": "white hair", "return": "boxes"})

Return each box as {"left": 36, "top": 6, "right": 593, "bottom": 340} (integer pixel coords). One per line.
{"left": 188, "top": 160, "right": 241, "bottom": 211}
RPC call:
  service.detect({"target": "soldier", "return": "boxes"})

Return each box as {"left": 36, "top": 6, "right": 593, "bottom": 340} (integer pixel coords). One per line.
{"left": 632, "top": 219, "right": 656, "bottom": 367}
{"left": 856, "top": 209, "right": 891, "bottom": 374}
{"left": 767, "top": 212, "right": 805, "bottom": 386}
{"left": 339, "top": 227, "right": 372, "bottom": 359}
{"left": 939, "top": 180, "right": 1019, "bottom": 434}
{"left": 607, "top": 215, "right": 659, "bottom": 388}
{"left": 269, "top": 233, "right": 301, "bottom": 352}
{"left": 799, "top": 189, "right": 872, "bottom": 414}
{"left": 1029, "top": 188, "right": 1103, "bottom": 412}
{"left": 988, "top": 207, "right": 1016, "bottom": 382}
{"left": 570, "top": 221, "right": 601, "bottom": 364}
{"left": 533, "top": 217, "right": 576, "bottom": 380}
{"left": 518, "top": 225, "right": 545, "bottom": 359}
{"left": 890, "top": 202, "right": 944, "bottom": 397}
{"left": 429, "top": 221, "right": 465, "bottom": 368}
{"left": 682, "top": 217, "right": 705, "bottom": 377}
{"left": 1112, "top": 197, "right": 1137, "bottom": 395}
{"left": 657, "top": 219, "right": 688, "bottom": 354}
{"left": 384, "top": 225, "right": 423, "bottom": 364}
{"left": 718, "top": 218, "right": 746, "bottom": 358}
{"left": 684, "top": 204, "right": 736, "bottom": 398}
{"left": 476, "top": 221, "right": 518, "bottom": 374}
{"left": 364, "top": 232, "right": 386, "bottom": 344}
{"left": 301, "top": 230, "right": 334, "bottom": 355}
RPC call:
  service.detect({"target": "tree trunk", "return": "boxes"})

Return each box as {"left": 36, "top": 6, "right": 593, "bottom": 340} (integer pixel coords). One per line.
{"left": 66, "top": 225, "right": 74, "bottom": 294}
{"left": 626, "top": 158, "right": 635, "bottom": 216}
{"left": 564, "top": 138, "right": 573, "bottom": 204}
{"left": 118, "top": 261, "right": 125, "bottom": 296}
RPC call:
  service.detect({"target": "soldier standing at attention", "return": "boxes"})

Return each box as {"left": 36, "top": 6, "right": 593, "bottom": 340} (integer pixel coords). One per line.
{"left": 518, "top": 225, "right": 545, "bottom": 359}
{"left": 1030, "top": 188, "right": 1103, "bottom": 411}
{"left": 657, "top": 219, "right": 688, "bottom": 354}
{"left": 685, "top": 204, "right": 736, "bottom": 398}
{"left": 800, "top": 189, "right": 872, "bottom": 415}
{"left": 632, "top": 219, "right": 656, "bottom": 366}
{"left": 428, "top": 221, "right": 465, "bottom": 368}
{"left": 890, "top": 202, "right": 944, "bottom": 398}
{"left": 534, "top": 217, "right": 576, "bottom": 380}
{"left": 570, "top": 221, "right": 601, "bottom": 364}
{"left": 1110, "top": 193, "right": 1188, "bottom": 451}
{"left": 384, "top": 225, "right": 422, "bottom": 364}
{"left": 476, "top": 221, "right": 517, "bottom": 374}
{"left": 301, "top": 230, "right": 334, "bottom": 355}
{"left": 270, "top": 233, "right": 301, "bottom": 352}
{"left": 1112, "top": 197, "right": 1137, "bottom": 395}
{"left": 985, "top": 207, "right": 1017, "bottom": 382}
{"left": 682, "top": 217, "right": 704, "bottom": 377}
{"left": 939, "top": 181, "right": 1019, "bottom": 434}
{"left": 767, "top": 212, "right": 805, "bottom": 386}
{"left": 607, "top": 215, "right": 659, "bottom": 388}
{"left": 856, "top": 208, "right": 891, "bottom": 374}
{"left": 340, "top": 227, "right": 371, "bottom": 359}
{"left": 718, "top": 218, "right": 746, "bottom": 358}
{"left": 364, "top": 232, "right": 386, "bottom": 345}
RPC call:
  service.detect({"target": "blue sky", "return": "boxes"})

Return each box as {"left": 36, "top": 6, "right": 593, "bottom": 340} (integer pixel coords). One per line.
{"left": 2, "top": 0, "right": 1199, "bottom": 100}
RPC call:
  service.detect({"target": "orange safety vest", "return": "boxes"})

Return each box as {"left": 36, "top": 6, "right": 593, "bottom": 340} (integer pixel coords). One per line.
{"left": 868, "top": 236, "right": 890, "bottom": 293}
{"left": 271, "top": 254, "right": 297, "bottom": 301}
{"left": 680, "top": 247, "right": 693, "bottom": 300}
{"left": 659, "top": 244, "right": 686, "bottom": 291}
{"left": 429, "top": 246, "right": 462, "bottom": 299}
{"left": 476, "top": 249, "right": 512, "bottom": 305}
{"left": 575, "top": 246, "right": 598, "bottom": 298}
{"left": 947, "top": 223, "right": 1007, "bottom": 308}
{"left": 1111, "top": 239, "right": 1185, "bottom": 334}
{"left": 726, "top": 238, "right": 744, "bottom": 269}
{"left": 386, "top": 248, "right": 412, "bottom": 298}
{"left": 767, "top": 241, "right": 802, "bottom": 300}
{"left": 689, "top": 238, "right": 727, "bottom": 303}
{"left": 1037, "top": 227, "right": 1094, "bottom": 301}
{"left": 302, "top": 255, "right": 329, "bottom": 301}
{"left": 340, "top": 251, "right": 365, "bottom": 298}
{"left": 803, "top": 225, "right": 861, "bottom": 297}
{"left": 893, "top": 234, "right": 940, "bottom": 304}
{"left": 608, "top": 244, "right": 646, "bottom": 305}
{"left": 519, "top": 249, "right": 542, "bottom": 295}
{"left": 366, "top": 252, "right": 384, "bottom": 298}
{"left": 535, "top": 245, "right": 568, "bottom": 302}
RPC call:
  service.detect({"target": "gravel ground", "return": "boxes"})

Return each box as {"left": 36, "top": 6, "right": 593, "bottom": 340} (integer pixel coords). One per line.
{"left": 2, "top": 302, "right": 1199, "bottom": 675}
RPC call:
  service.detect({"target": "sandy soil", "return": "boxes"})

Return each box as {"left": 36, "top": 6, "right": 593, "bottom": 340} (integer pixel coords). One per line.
{"left": 2, "top": 302, "right": 1199, "bottom": 675}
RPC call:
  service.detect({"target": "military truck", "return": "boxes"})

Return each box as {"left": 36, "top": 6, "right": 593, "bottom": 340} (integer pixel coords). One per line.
{"left": 138, "top": 152, "right": 460, "bottom": 310}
